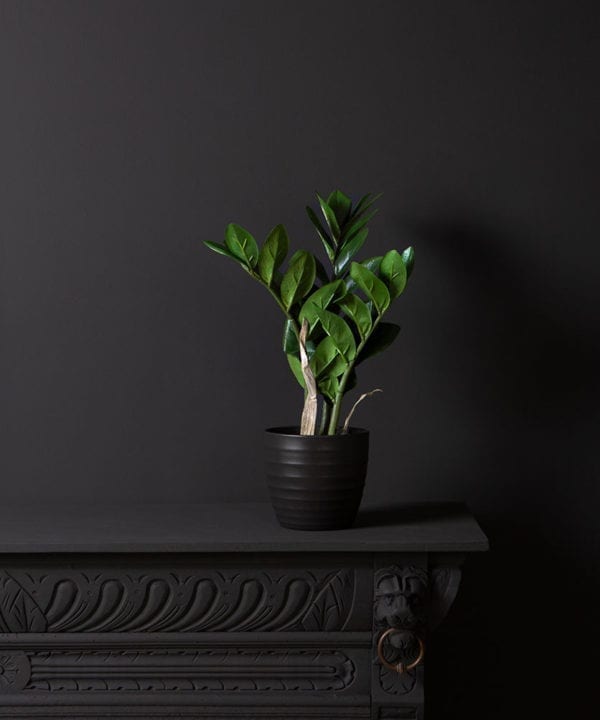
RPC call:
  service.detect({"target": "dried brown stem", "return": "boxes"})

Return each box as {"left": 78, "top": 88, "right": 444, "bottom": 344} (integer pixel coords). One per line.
{"left": 299, "top": 319, "right": 318, "bottom": 435}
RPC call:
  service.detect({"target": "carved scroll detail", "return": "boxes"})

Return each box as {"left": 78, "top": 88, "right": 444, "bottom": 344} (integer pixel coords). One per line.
{"left": 0, "top": 569, "right": 356, "bottom": 633}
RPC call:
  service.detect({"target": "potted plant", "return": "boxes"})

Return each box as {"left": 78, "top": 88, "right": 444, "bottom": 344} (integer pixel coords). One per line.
{"left": 205, "top": 190, "right": 414, "bottom": 530}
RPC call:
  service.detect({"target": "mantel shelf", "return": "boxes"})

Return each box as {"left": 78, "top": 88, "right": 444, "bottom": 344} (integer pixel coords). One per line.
{"left": 0, "top": 501, "right": 488, "bottom": 553}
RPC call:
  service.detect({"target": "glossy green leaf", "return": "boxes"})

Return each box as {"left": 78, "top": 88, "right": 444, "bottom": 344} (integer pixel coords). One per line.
{"left": 362, "top": 256, "right": 383, "bottom": 273}
{"left": 345, "top": 255, "right": 382, "bottom": 293}
{"left": 339, "top": 293, "right": 372, "bottom": 340}
{"left": 318, "top": 374, "right": 340, "bottom": 403}
{"left": 280, "top": 251, "right": 316, "bottom": 311}
{"left": 299, "top": 280, "right": 346, "bottom": 331}
{"left": 380, "top": 249, "right": 407, "bottom": 299}
{"left": 402, "top": 246, "right": 415, "bottom": 278}
{"left": 257, "top": 224, "right": 289, "bottom": 285}
{"left": 310, "top": 336, "right": 348, "bottom": 379}
{"left": 282, "top": 319, "right": 298, "bottom": 354}
{"left": 287, "top": 353, "right": 306, "bottom": 389}
{"left": 349, "top": 262, "right": 390, "bottom": 315}
{"left": 334, "top": 228, "right": 368, "bottom": 276}
{"left": 271, "top": 269, "right": 284, "bottom": 289}
{"left": 225, "top": 223, "right": 259, "bottom": 267}
{"left": 351, "top": 192, "right": 383, "bottom": 220}
{"left": 306, "top": 205, "right": 335, "bottom": 262}
{"left": 343, "top": 208, "right": 377, "bottom": 243}
{"left": 315, "top": 308, "right": 356, "bottom": 363}
{"left": 357, "top": 322, "right": 400, "bottom": 364}
{"left": 316, "top": 193, "right": 341, "bottom": 243}
{"left": 204, "top": 241, "right": 246, "bottom": 264}
{"left": 327, "top": 190, "right": 352, "bottom": 226}
{"left": 314, "top": 256, "right": 330, "bottom": 284}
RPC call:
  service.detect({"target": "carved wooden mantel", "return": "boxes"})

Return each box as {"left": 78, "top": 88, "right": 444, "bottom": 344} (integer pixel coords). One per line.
{"left": 0, "top": 502, "right": 488, "bottom": 719}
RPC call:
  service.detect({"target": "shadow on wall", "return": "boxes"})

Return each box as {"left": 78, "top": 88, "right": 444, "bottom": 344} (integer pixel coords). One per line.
{"left": 408, "top": 219, "right": 599, "bottom": 718}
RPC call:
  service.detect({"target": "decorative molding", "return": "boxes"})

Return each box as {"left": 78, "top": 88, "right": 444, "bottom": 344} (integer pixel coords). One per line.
{"left": 0, "top": 652, "right": 31, "bottom": 694}
{"left": 372, "top": 565, "right": 427, "bottom": 697}
{"left": 373, "top": 566, "right": 429, "bottom": 633}
{"left": 0, "top": 569, "right": 356, "bottom": 634}
{"left": 377, "top": 708, "right": 418, "bottom": 719}
{"left": 376, "top": 653, "right": 417, "bottom": 696}
{"left": 0, "top": 573, "right": 47, "bottom": 633}
{"left": 21, "top": 648, "right": 355, "bottom": 693}
{"left": 0, "top": 706, "right": 371, "bottom": 719}
{"left": 372, "top": 563, "right": 461, "bottom": 697}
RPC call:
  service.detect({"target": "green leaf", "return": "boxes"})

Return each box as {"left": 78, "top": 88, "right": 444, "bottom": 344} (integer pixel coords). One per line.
{"left": 306, "top": 205, "right": 335, "bottom": 262}
{"left": 316, "top": 193, "right": 341, "bottom": 243}
{"left": 343, "top": 208, "right": 378, "bottom": 242}
{"left": 349, "top": 262, "right": 390, "bottom": 315}
{"left": 299, "top": 280, "right": 346, "bottom": 332}
{"left": 315, "top": 309, "right": 357, "bottom": 363}
{"left": 314, "top": 256, "right": 330, "bottom": 284}
{"left": 357, "top": 322, "right": 400, "bottom": 364}
{"left": 362, "top": 256, "right": 383, "bottom": 273}
{"left": 380, "top": 249, "right": 407, "bottom": 299}
{"left": 351, "top": 192, "right": 383, "bottom": 220}
{"left": 334, "top": 228, "right": 368, "bottom": 276}
{"left": 339, "top": 293, "right": 372, "bottom": 340}
{"left": 327, "top": 190, "right": 352, "bottom": 226}
{"left": 204, "top": 241, "right": 246, "bottom": 264}
{"left": 287, "top": 353, "right": 306, "bottom": 390}
{"left": 282, "top": 319, "right": 298, "bottom": 354}
{"left": 225, "top": 223, "right": 259, "bottom": 267}
{"left": 257, "top": 224, "right": 288, "bottom": 285}
{"left": 280, "top": 251, "right": 316, "bottom": 311}
{"left": 318, "top": 374, "right": 340, "bottom": 403}
{"left": 310, "top": 336, "right": 348, "bottom": 379}
{"left": 287, "top": 249, "right": 304, "bottom": 264}
{"left": 345, "top": 255, "right": 382, "bottom": 293}
{"left": 402, "top": 246, "right": 415, "bottom": 278}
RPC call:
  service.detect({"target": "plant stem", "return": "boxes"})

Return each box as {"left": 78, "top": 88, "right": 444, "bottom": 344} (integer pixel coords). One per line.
{"left": 319, "top": 400, "right": 331, "bottom": 435}
{"left": 327, "top": 315, "right": 382, "bottom": 434}
{"left": 327, "top": 367, "right": 353, "bottom": 435}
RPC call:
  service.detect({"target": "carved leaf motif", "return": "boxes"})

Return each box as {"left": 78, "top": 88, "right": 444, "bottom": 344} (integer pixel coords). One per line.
{"left": 0, "top": 572, "right": 47, "bottom": 632}
{"left": 0, "top": 652, "right": 31, "bottom": 693}
{"left": 3, "top": 568, "right": 358, "bottom": 633}
{"left": 300, "top": 570, "right": 354, "bottom": 631}
{"left": 379, "top": 666, "right": 417, "bottom": 695}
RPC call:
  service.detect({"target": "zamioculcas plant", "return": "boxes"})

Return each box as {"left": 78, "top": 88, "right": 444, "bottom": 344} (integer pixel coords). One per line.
{"left": 204, "top": 190, "right": 414, "bottom": 436}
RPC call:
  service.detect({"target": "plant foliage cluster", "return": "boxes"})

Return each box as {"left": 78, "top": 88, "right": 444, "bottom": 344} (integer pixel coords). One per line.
{"left": 205, "top": 190, "right": 414, "bottom": 435}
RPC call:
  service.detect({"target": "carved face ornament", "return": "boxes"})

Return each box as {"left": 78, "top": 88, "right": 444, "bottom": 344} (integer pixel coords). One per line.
{"left": 374, "top": 566, "right": 429, "bottom": 629}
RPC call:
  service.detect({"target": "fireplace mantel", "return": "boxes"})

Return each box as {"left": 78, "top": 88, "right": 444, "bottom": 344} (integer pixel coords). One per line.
{"left": 0, "top": 502, "right": 488, "bottom": 719}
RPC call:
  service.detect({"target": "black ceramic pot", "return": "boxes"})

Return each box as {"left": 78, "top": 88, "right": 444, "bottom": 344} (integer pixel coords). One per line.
{"left": 265, "top": 426, "right": 369, "bottom": 531}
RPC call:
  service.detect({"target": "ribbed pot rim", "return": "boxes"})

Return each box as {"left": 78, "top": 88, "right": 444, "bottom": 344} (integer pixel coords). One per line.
{"left": 265, "top": 426, "right": 368, "bottom": 438}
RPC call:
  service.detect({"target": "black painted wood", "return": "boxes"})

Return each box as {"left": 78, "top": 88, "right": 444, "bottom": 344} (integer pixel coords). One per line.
{"left": 0, "top": 502, "right": 488, "bottom": 553}
{"left": 0, "top": 504, "right": 488, "bottom": 719}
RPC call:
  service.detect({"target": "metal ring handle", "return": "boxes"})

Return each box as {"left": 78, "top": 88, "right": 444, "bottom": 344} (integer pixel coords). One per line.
{"left": 377, "top": 628, "right": 425, "bottom": 674}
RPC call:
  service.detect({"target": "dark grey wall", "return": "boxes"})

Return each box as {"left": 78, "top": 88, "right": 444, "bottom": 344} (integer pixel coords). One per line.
{"left": 1, "top": 1, "right": 598, "bottom": 716}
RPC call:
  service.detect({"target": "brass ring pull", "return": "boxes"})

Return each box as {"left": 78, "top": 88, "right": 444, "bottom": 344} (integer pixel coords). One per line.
{"left": 377, "top": 628, "right": 425, "bottom": 674}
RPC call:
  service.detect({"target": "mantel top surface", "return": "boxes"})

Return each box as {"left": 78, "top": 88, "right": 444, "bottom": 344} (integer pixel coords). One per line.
{"left": 0, "top": 502, "right": 488, "bottom": 554}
